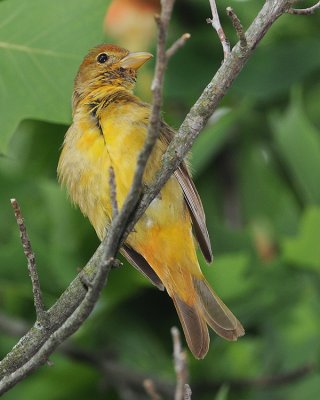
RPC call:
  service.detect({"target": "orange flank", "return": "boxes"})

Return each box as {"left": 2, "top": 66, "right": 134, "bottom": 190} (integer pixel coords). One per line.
{"left": 58, "top": 44, "right": 244, "bottom": 358}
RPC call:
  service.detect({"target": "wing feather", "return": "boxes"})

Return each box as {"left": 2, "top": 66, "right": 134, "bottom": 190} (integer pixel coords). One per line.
{"left": 160, "top": 122, "right": 213, "bottom": 262}
{"left": 121, "top": 245, "right": 164, "bottom": 290}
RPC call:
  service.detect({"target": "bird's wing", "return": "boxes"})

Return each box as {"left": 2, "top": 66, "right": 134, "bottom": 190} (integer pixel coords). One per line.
{"left": 121, "top": 244, "right": 164, "bottom": 290}
{"left": 160, "top": 122, "right": 213, "bottom": 263}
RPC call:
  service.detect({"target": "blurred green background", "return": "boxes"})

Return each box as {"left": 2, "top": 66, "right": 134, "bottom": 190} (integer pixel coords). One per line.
{"left": 1, "top": 0, "right": 320, "bottom": 399}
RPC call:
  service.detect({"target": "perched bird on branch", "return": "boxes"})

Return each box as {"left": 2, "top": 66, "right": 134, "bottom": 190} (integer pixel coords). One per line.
{"left": 58, "top": 44, "right": 244, "bottom": 358}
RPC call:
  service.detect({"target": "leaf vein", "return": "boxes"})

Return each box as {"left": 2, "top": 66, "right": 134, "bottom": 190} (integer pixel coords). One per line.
{"left": 0, "top": 41, "right": 78, "bottom": 59}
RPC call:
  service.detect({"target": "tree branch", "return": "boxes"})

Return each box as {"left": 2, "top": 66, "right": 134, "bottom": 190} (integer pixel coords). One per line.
{"left": 109, "top": 166, "right": 119, "bottom": 218}
{"left": 166, "top": 33, "right": 191, "bottom": 59}
{"left": 10, "top": 199, "right": 48, "bottom": 327}
{"left": 226, "top": 7, "right": 247, "bottom": 55}
{"left": 287, "top": 1, "right": 320, "bottom": 14}
{"left": 143, "top": 379, "right": 162, "bottom": 400}
{"left": 124, "top": 0, "right": 298, "bottom": 238}
{"left": 207, "top": 0, "right": 230, "bottom": 59}
{"left": 0, "top": 0, "right": 311, "bottom": 395}
{"left": 0, "top": 313, "right": 316, "bottom": 397}
{"left": 0, "top": 0, "right": 177, "bottom": 394}
{"left": 171, "top": 327, "right": 190, "bottom": 400}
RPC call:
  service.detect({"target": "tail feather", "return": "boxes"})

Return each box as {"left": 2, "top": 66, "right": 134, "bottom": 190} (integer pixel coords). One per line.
{"left": 194, "top": 277, "right": 245, "bottom": 340}
{"left": 172, "top": 294, "right": 209, "bottom": 359}
{"left": 166, "top": 273, "right": 244, "bottom": 358}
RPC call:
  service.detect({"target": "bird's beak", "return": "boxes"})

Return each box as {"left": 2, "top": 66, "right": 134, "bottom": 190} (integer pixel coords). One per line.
{"left": 119, "top": 52, "right": 153, "bottom": 70}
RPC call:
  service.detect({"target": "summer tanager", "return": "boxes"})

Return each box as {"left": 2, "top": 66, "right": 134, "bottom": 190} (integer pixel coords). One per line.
{"left": 58, "top": 44, "right": 244, "bottom": 358}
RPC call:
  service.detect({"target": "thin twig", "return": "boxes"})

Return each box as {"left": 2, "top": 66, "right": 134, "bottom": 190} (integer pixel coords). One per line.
{"left": 35, "top": 0, "right": 178, "bottom": 370}
{"left": 109, "top": 166, "right": 119, "bottom": 218}
{"left": 123, "top": 0, "right": 176, "bottom": 239}
{"left": 0, "top": 0, "right": 178, "bottom": 395}
{"left": 207, "top": 0, "right": 230, "bottom": 59}
{"left": 194, "top": 364, "right": 317, "bottom": 393}
{"left": 171, "top": 327, "right": 190, "bottom": 400}
{"left": 128, "top": 0, "right": 299, "bottom": 232}
{"left": 184, "top": 385, "right": 192, "bottom": 400}
{"left": 10, "top": 199, "right": 48, "bottom": 327}
{"left": 166, "top": 33, "right": 191, "bottom": 60}
{"left": 151, "top": 0, "right": 175, "bottom": 91}
{"left": 226, "top": 7, "right": 247, "bottom": 55}
{"left": 0, "top": 0, "right": 310, "bottom": 394}
{"left": 287, "top": 1, "right": 320, "bottom": 14}
{"left": 143, "top": 379, "right": 162, "bottom": 400}
{"left": 30, "top": 36, "right": 181, "bottom": 384}
{"left": 0, "top": 313, "right": 316, "bottom": 396}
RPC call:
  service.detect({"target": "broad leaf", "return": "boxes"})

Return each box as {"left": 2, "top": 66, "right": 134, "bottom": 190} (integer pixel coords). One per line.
{"left": 237, "top": 141, "right": 300, "bottom": 235}
{"left": 0, "top": 0, "right": 109, "bottom": 153}
{"left": 282, "top": 207, "right": 320, "bottom": 270}
{"left": 191, "top": 104, "right": 249, "bottom": 177}
{"left": 234, "top": 39, "right": 320, "bottom": 100}
{"left": 270, "top": 89, "right": 320, "bottom": 204}
{"left": 204, "top": 252, "right": 252, "bottom": 301}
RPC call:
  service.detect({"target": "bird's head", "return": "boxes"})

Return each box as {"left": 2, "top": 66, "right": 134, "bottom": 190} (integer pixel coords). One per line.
{"left": 74, "top": 44, "right": 152, "bottom": 101}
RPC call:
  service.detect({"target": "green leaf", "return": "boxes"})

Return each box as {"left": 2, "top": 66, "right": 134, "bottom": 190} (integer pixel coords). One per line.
{"left": 0, "top": 0, "right": 108, "bottom": 153}
{"left": 204, "top": 252, "right": 252, "bottom": 301}
{"left": 234, "top": 39, "right": 320, "bottom": 100}
{"left": 237, "top": 142, "right": 300, "bottom": 235}
{"left": 270, "top": 89, "right": 320, "bottom": 204}
{"left": 37, "top": 180, "right": 87, "bottom": 288}
{"left": 191, "top": 104, "right": 248, "bottom": 177}
{"left": 282, "top": 207, "right": 320, "bottom": 270}
{"left": 223, "top": 338, "right": 263, "bottom": 378}
{"left": 3, "top": 355, "right": 102, "bottom": 400}
{"left": 112, "top": 321, "right": 172, "bottom": 378}
{"left": 214, "top": 385, "right": 229, "bottom": 400}
{"left": 272, "top": 282, "right": 320, "bottom": 372}
{"left": 281, "top": 375, "right": 320, "bottom": 400}
{"left": 100, "top": 258, "right": 155, "bottom": 313}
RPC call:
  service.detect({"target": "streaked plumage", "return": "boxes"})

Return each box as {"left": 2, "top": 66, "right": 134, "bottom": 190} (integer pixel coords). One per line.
{"left": 58, "top": 44, "right": 244, "bottom": 358}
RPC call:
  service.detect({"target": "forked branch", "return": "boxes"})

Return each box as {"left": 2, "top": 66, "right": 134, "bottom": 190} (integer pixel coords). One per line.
{"left": 0, "top": 313, "right": 316, "bottom": 396}
{"left": 0, "top": 0, "right": 180, "bottom": 394}
{"left": 287, "top": 1, "right": 320, "bottom": 14}
{"left": 207, "top": 0, "right": 230, "bottom": 58}
{"left": 1, "top": 0, "right": 315, "bottom": 396}
{"left": 226, "top": 7, "right": 247, "bottom": 55}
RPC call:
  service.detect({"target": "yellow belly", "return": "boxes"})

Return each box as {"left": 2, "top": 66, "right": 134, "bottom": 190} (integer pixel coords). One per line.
{"left": 58, "top": 100, "right": 201, "bottom": 298}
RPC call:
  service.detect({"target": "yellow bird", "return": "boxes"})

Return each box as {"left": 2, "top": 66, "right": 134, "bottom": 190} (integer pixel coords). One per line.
{"left": 58, "top": 44, "right": 244, "bottom": 358}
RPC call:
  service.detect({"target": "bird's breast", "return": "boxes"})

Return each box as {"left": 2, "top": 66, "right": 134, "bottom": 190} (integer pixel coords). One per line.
{"left": 58, "top": 99, "right": 188, "bottom": 246}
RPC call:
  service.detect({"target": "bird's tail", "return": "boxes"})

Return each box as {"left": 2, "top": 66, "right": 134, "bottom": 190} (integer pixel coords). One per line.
{"left": 172, "top": 276, "right": 244, "bottom": 359}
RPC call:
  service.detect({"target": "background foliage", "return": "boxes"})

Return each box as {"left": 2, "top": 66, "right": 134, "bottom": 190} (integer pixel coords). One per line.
{"left": 0, "top": 0, "right": 320, "bottom": 399}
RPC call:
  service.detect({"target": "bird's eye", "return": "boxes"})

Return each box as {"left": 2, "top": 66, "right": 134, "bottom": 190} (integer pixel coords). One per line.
{"left": 97, "top": 53, "right": 109, "bottom": 64}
